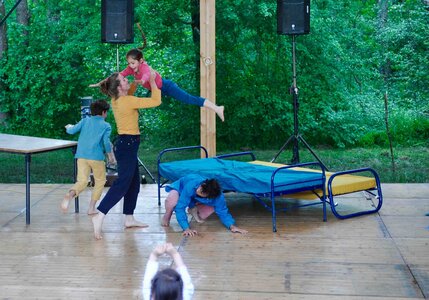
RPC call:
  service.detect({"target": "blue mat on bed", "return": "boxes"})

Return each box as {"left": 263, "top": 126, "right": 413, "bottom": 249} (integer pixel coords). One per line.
{"left": 159, "top": 157, "right": 324, "bottom": 195}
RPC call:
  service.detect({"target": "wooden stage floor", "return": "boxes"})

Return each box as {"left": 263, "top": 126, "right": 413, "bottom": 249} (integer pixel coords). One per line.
{"left": 0, "top": 183, "right": 428, "bottom": 299}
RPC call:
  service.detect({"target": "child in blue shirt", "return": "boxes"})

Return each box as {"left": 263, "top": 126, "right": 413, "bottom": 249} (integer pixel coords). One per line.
{"left": 161, "top": 174, "right": 248, "bottom": 237}
{"left": 61, "top": 100, "right": 116, "bottom": 215}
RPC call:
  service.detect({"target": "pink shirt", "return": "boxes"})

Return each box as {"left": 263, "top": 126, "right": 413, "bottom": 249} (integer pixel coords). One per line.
{"left": 120, "top": 61, "right": 163, "bottom": 90}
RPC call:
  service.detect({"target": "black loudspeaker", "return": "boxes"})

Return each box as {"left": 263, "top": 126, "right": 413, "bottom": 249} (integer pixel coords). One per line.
{"left": 101, "top": 0, "right": 134, "bottom": 43}
{"left": 277, "top": 0, "right": 310, "bottom": 35}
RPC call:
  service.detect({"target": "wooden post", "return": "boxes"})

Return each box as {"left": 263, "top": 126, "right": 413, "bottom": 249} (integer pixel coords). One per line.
{"left": 200, "top": 0, "right": 216, "bottom": 157}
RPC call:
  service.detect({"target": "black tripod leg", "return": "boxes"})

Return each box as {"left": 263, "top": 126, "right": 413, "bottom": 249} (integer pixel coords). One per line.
{"left": 298, "top": 135, "right": 328, "bottom": 170}
{"left": 291, "top": 136, "right": 300, "bottom": 164}
{"left": 271, "top": 134, "right": 296, "bottom": 162}
{"left": 137, "top": 157, "right": 156, "bottom": 183}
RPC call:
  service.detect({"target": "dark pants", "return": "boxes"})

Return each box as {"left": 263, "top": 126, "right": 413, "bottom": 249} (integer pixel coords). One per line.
{"left": 97, "top": 135, "right": 141, "bottom": 215}
{"left": 161, "top": 79, "right": 205, "bottom": 107}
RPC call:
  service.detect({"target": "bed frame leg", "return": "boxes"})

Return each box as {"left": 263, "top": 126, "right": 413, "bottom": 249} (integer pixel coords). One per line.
{"left": 328, "top": 168, "right": 383, "bottom": 219}
{"left": 271, "top": 194, "right": 277, "bottom": 232}
{"left": 322, "top": 192, "right": 327, "bottom": 222}
{"left": 157, "top": 173, "right": 161, "bottom": 207}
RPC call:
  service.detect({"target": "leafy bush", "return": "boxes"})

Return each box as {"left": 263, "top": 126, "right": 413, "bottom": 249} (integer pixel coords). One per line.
{"left": 0, "top": 0, "right": 427, "bottom": 151}
{"left": 389, "top": 111, "right": 429, "bottom": 146}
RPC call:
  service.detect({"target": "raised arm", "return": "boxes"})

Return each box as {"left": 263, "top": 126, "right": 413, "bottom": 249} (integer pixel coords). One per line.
{"left": 148, "top": 67, "right": 158, "bottom": 90}
{"left": 165, "top": 243, "right": 186, "bottom": 269}
{"left": 88, "top": 78, "right": 107, "bottom": 88}
{"left": 129, "top": 67, "right": 161, "bottom": 109}
{"left": 214, "top": 194, "right": 248, "bottom": 234}
{"left": 165, "top": 243, "right": 194, "bottom": 296}
{"left": 142, "top": 244, "right": 166, "bottom": 300}
{"left": 64, "top": 120, "right": 83, "bottom": 135}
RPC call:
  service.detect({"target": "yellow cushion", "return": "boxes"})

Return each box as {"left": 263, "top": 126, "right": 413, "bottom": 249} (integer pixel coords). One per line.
{"left": 250, "top": 160, "right": 377, "bottom": 200}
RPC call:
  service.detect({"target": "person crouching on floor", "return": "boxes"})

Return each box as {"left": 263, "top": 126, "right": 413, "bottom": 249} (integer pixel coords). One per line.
{"left": 161, "top": 174, "right": 248, "bottom": 236}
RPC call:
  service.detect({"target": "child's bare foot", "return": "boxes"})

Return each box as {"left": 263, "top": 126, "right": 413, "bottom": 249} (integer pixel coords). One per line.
{"left": 124, "top": 215, "right": 149, "bottom": 228}
{"left": 92, "top": 212, "right": 105, "bottom": 240}
{"left": 87, "top": 208, "right": 98, "bottom": 215}
{"left": 60, "top": 191, "right": 74, "bottom": 213}
{"left": 161, "top": 215, "right": 170, "bottom": 227}
{"left": 87, "top": 200, "right": 98, "bottom": 215}
{"left": 216, "top": 106, "right": 224, "bottom": 122}
{"left": 189, "top": 207, "right": 204, "bottom": 223}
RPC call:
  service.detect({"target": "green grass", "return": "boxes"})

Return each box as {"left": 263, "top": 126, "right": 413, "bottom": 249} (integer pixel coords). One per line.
{"left": 252, "top": 147, "right": 429, "bottom": 183}
{"left": 0, "top": 145, "right": 427, "bottom": 184}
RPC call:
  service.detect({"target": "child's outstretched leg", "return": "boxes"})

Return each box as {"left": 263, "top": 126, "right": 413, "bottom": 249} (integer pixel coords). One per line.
{"left": 161, "top": 79, "right": 225, "bottom": 121}
{"left": 62, "top": 159, "right": 90, "bottom": 213}
{"left": 203, "top": 99, "right": 224, "bottom": 122}
{"left": 61, "top": 190, "right": 76, "bottom": 213}
{"left": 162, "top": 190, "right": 179, "bottom": 227}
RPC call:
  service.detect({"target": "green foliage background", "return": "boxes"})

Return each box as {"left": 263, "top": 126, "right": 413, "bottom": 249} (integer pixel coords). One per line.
{"left": 0, "top": 0, "right": 428, "bottom": 150}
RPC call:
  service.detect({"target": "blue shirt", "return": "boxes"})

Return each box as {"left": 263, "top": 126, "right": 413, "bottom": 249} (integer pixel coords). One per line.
{"left": 166, "top": 174, "right": 235, "bottom": 230}
{"left": 66, "top": 116, "right": 112, "bottom": 161}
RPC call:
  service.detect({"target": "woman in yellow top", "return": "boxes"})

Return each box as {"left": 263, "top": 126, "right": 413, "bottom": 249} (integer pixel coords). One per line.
{"left": 92, "top": 68, "right": 161, "bottom": 240}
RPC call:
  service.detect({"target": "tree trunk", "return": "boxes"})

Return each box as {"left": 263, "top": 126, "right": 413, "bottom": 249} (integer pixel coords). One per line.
{"left": 16, "top": 0, "right": 29, "bottom": 47}
{"left": 378, "top": 0, "right": 391, "bottom": 80}
{"left": 384, "top": 92, "right": 395, "bottom": 172}
{"left": 378, "top": 0, "right": 396, "bottom": 172}
{"left": 190, "top": 0, "right": 200, "bottom": 83}
{"left": 0, "top": 0, "right": 7, "bottom": 58}
{"left": 0, "top": 0, "right": 8, "bottom": 120}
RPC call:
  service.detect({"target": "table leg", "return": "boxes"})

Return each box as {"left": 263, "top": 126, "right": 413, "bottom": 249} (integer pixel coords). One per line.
{"left": 72, "top": 150, "right": 79, "bottom": 213}
{"left": 25, "top": 154, "right": 31, "bottom": 224}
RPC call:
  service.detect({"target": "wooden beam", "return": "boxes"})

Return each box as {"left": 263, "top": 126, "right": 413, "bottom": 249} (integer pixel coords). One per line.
{"left": 200, "top": 0, "right": 216, "bottom": 157}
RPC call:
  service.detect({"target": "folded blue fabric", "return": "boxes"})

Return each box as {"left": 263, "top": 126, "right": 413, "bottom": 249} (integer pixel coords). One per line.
{"left": 160, "top": 158, "right": 323, "bottom": 194}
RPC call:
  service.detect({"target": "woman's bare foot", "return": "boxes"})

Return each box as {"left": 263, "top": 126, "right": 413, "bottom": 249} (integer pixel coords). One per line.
{"left": 92, "top": 212, "right": 105, "bottom": 240}
{"left": 87, "top": 200, "right": 98, "bottom": 215}
{"left": 60, "top": 191, "right": 75, "bottom": 213}
{"left": 124, "top": 215, "right": 149, "bottom": 228}
{"left": 216, "top": 106, "right": 225, "bottom": 122}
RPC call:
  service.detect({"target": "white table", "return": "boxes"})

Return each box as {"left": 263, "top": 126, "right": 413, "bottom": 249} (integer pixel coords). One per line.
{"left": 0, "top": 134, "right": 78, "bottom": 224}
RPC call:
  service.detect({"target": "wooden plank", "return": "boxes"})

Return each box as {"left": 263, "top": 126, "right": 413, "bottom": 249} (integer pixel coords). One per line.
{"left": 381, "top": 216, "right": 429, "bottom": 238}
{"left": 195, "top": 292, "right": 414, "bottom": 300}
{"left": 181, "top": 234, "right": 423, "bottom": 297}
{"left": 0, "top": 183, "right": 428, "bottom": 299}
{"left": 395, "top": 238, "right": 429, "bottom": 265}
{"left": 200, "top": 0, "right": 216, "bottom": 157}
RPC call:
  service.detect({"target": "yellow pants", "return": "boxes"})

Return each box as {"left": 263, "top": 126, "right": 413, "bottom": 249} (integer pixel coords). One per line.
{"left": 70, "top": 159, "right": 106, "bottom": 201}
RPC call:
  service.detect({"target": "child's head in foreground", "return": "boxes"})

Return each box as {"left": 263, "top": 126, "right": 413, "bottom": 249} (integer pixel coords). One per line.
{"left": 151, "top": 268, "right": 184, "bottom": 300}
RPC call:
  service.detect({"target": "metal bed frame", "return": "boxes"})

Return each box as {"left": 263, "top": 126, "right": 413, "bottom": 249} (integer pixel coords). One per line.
{"left": 157, "top": 145, "right": 383, "bottom": 232}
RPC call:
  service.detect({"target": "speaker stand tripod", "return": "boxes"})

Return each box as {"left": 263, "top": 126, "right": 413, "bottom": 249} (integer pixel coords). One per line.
{"left": 271, "top": 35, "right": 327, "bottom": 170}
